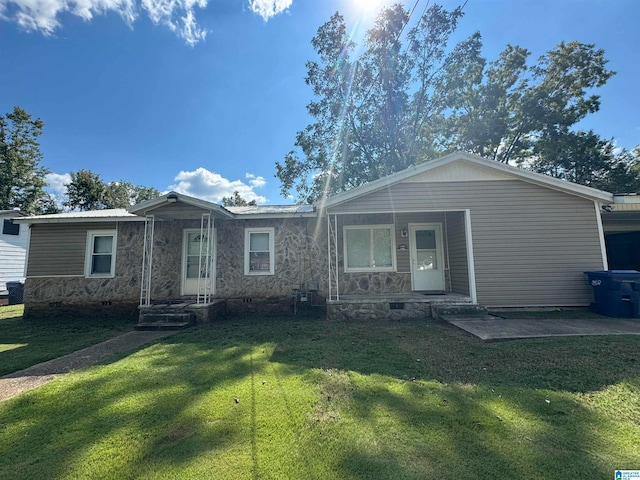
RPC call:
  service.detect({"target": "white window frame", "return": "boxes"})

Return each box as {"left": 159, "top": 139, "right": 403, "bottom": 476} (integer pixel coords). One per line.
{"left": 244, "top": 227, "right": 275, "bottom": 276}
{"left": 343, "top": 224, "right": 396, "bottom": 273}
{"left": 85, "top": 230, "right": 117, "bottom": 278}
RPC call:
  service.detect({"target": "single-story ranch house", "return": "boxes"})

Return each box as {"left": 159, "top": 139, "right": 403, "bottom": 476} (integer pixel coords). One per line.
{"left": 14, "top": 152, "right": 640, "bottom": 322}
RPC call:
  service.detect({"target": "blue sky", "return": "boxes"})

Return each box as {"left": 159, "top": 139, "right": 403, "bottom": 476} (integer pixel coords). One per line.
{"left": 1, "top": 0, "right": 639, "bottom": 205}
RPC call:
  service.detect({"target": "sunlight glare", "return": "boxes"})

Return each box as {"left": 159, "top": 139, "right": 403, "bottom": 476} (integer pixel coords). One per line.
{"left": 350, "top": 0, "right": 388, "bottom": 13}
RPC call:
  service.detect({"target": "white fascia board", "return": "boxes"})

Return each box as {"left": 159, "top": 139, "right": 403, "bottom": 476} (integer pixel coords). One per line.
{"left": 129, "top": 192, "right": 235, "bottom": 218}
{"left": 14, "top": 216, "right": 145, "bottom": 224}
{"left": 613, "top": 195, "right": 640, "bottom": 205}
{"left": 320, "top": 151, "right": 614, "bottom": 209}
{"left": 232, "top": 212, "right": 317, "bottom": 219}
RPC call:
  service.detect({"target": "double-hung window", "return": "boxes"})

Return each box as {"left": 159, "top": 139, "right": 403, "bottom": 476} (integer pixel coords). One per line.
{"left": 245, "top": 228, "right": 275, "bottom": 275}
{"left": 85, "top": 230, "right": 117, "bottom": 277}
{"left": 344, "top": 225, "right": 395, "bottom": 272}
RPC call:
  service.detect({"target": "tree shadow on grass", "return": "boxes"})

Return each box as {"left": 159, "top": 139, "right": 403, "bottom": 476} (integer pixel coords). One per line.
{"left": 0, "top": 314, "right": 134, "bottom": 376}
{"left": 0, "top": 315, "right": 638, "bottom": 479}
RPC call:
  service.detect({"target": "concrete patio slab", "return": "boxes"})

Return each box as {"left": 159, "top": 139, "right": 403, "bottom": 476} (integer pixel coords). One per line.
{"left": 443, "top": 315, "right": 640, "bottom": 341}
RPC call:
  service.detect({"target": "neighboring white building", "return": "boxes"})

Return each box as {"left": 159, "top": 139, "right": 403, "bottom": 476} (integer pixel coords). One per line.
{"left": 0, "top": 210, "right": 28, "bottom": 294}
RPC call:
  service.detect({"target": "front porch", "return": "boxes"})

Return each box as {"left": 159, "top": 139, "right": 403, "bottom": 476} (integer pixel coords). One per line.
{"left": 327, "top": 292, "right": 480, "bottom": 321}
{"left": 325, "top": 210, "right": 477, "bottom": 305}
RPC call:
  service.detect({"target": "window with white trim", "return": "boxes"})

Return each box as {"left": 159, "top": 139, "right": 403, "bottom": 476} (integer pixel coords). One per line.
{"left": 85, "top": 230, "right": 117, "bottom": 277}
{"left": 244, "top": 228, "right": 275, "bottom": 275}
{"left": 344, "top": 225, "right": 395, "bottom": 272}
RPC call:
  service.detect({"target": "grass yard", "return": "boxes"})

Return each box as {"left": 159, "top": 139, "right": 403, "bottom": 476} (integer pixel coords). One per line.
{"left": 0, "top": 305, "right": 135, "bottom": 376}
{"left": 1, "top": 312, "right": 639, "bottom": 479}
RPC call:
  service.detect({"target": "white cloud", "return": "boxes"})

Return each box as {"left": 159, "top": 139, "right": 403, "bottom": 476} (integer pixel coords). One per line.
{"left": 43, "top": 172, "right": 71, "bottom": 209}
{"left": 168, "top": 167, "right": 267, "bottom": 204}
{"left": 248, "top": 0, "right": 291, "bottom": 21}
{"left": 246, "top": 172, "right": 266, "bottom": 188}
{"left": 1, "top": 0, "right": 294, "bottom": 44}
{"left": 44, "top": 172, "right": 71, "bottom": 195}
{"left": 141, "top": 0, "right": 207, "bottom": 46}
{"left": 0, "top": 0, "right": 207, "bottom": 45}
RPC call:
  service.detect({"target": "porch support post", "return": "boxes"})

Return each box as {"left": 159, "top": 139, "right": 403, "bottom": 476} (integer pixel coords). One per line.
{"left": 327, "top": 212, "right": 332, "bottom": 301}
{"left": 334, "top": 213, "right": 339, "bottom": 301}
{"left": 464, "top": 209, "right": 478, "bottom": 304}
{"left": 140, "top": 214, "right": 155, "bottom": 307}
{"left": 197, "top": 212, "right": 213, "bottom": 305}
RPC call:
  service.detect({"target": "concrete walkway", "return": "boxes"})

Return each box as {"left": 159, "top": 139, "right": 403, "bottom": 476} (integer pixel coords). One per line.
{"left": 444, "top": 315, "right": 640, "bottom": 341}
{"left": 0, "top": 330, "right": 178, "bottom": 402}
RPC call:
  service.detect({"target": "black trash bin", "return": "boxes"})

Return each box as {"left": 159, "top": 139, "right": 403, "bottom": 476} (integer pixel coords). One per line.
{"left": 6, "top": 281, "right": 24, "bottom": 305}
{"left": 585, "top": 270, "right": 640, "bottom": 318}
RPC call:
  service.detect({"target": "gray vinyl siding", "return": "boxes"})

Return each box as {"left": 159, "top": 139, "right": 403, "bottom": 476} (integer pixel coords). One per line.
{"left": 445, "top": 211, "right": 469, "bottom": 296}
{"left": 27, "top": 223, "right": 117, "bottom": 277}
{"left": 328, "top": 180, "right": 604, "bottom": 307}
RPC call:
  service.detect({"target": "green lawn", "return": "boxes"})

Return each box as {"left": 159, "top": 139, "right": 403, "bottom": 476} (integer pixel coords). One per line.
{"left": 0, "top": 305, "right": 135, "bottom": 376}
{"left": 1, "top": 313, "right": 639, "bottom": 479}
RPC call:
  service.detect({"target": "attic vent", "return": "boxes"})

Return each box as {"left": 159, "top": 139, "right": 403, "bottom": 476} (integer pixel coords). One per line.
{"left": 243, "top": 298, "right": 252, "bottom": 303}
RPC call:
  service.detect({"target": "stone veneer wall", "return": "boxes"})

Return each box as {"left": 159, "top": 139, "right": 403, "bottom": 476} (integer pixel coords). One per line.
{"left": 23, "top": 221, "right": 144, "bottom": 318}
{"left": 338, "top": 272, "right": 412, "bottom": 295}
{"left": 24, "top": 217, "right": 331, "bottom": 317}
{"left": 215, "top": 217, "right": 328, "bottom": 313}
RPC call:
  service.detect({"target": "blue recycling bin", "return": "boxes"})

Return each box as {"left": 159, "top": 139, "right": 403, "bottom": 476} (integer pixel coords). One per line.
{"left": 585, "top": 270, "right": 640, "bottom": 318}
{"left": 6, "top": 281, "right": 24, "bottom": 305}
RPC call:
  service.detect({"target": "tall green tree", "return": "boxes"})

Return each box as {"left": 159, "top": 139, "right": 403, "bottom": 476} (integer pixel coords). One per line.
{"left": 446, "top": 41, "right": 615, "bottom": 164}
{"left": 64, "top": 170, "right": 106, "bottom": 210}
{"left": 277, "top": 3, "right": 617, "bottom": 202}
{"left": 277, "top": 4, "right": 480, "bottom": 202}
{"left": 531, "top": 131, "right": 640, "bottom": 193}
{"left": 221, "top": 191, "right": 257, "bottom": 207}
{"left": 0, "top": 107, "right": 50, "bottom": 213}
{"left": 64, "top": 170, "right": 161, "bottom": 210}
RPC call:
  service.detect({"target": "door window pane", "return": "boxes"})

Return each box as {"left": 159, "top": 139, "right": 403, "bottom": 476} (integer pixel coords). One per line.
{"left": 416, "top": 230, "right": 436, "bottom": 250}
{"left": 186, "top": 232, "right": 213, "bottom": 278}
{"left": 416, "top": 251, "right": 437, "bottom": 270}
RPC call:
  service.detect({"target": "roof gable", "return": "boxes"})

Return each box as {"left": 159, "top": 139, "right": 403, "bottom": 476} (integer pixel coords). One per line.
{"left": 321, "top": 151, "right": 613, "bottom": 208}
{"left": 401, "top": 159, "right": 513, "bottom": 183}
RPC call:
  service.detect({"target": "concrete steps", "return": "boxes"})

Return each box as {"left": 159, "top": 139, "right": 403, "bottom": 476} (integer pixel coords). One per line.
{"left": 135, "top": 312, "right": 195, "bottom": 330}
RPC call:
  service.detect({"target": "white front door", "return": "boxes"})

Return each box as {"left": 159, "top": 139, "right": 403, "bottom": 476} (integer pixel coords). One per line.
{"left": 181, "top": 229, "right": 215, "bottom": 296}
{"left": 410, "top": 223, "right": 445, "bottom": 291}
